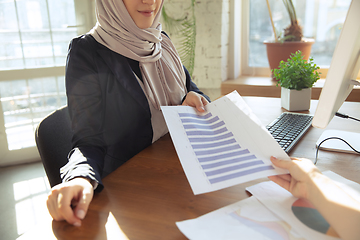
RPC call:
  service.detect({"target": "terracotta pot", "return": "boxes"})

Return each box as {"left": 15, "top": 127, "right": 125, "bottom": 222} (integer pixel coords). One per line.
{"left": 264, "top": 38, "right": 315, "bottom": 72}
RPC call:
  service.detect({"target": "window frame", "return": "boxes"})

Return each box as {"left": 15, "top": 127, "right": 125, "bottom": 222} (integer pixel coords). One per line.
{"left": 228, "top": 0, "right": 272, "bottom": 79}
{"left": 0, "top": 0, "right": 95, "bottom": 166}
{"left": 229, "top": 0, "right": 360, "bottom": 80}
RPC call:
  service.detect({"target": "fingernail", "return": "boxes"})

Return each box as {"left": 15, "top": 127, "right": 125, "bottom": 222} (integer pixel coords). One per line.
{"left": 77, "top": 209, "right": 86, "bottom": 219}
{"left": 73, "top": 221, "right": 81, "bottom": 227}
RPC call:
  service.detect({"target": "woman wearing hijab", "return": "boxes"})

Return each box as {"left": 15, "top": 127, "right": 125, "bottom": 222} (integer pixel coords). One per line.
{"left": 47, "top": 0, "right": 209, "bottom": 227}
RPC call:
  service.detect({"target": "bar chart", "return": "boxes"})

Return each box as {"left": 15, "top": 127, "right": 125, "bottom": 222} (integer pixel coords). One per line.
{"left": 179, "top": 112, "right": 274, "bottom": 185}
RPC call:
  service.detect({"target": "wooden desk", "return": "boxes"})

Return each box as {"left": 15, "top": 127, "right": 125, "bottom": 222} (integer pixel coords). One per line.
{"left": 18, "top": 97, "right": 360, "bottom": 240}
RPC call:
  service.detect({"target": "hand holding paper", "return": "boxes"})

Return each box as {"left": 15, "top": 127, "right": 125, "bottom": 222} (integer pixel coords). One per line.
{"left": 161, "top": 91, "right": 290, "bottom": 194}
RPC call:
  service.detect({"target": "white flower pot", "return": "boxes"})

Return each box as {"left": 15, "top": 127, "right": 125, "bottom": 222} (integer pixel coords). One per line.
{"left": 281, "top": 87, "right": 311, "bottom": 111}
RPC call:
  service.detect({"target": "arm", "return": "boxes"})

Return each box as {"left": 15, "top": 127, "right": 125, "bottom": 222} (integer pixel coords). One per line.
{"left": 63, "top": 36, "right": 108, "bottom": 189}
{"left": 47, "top": 36, "right": 105, "bottom": 226}
{"left": 269, "top": 157, "right": 360, "bottom": 240}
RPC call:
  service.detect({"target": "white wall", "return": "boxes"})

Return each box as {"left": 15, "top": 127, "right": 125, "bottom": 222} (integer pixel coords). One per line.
{"left": 163, "top": 0, "right": 230, "bottom": 89}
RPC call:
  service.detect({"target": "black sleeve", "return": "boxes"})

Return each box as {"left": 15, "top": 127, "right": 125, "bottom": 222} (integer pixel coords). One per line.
{"left": 183, "top": 66, "right": 211, "bottom": 103}
{"left": 60, "top": 36, "right": 105, "bottom": 191}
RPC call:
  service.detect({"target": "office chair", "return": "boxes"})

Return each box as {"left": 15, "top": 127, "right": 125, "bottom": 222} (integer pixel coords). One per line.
{"left": 35, "top": 106, "right": 72, "bottom": 188}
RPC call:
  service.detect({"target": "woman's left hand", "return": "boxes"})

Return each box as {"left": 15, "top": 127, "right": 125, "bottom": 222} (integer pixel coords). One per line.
{"left": 182, "top": 91, "right": 209, "bottom": 113}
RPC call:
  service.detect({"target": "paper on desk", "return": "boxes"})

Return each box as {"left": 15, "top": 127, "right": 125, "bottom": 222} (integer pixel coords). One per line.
{"left": 246, "top": 171, "right": 360, "bottom": 240}
{"left": 161, "top": 90, "right": 289, "bottom": 195}
{"left": 176, "top": 196, "right": 304, "bottom": 240}
{"left": 176, "top": 171, "right": 360, "bottom": 240}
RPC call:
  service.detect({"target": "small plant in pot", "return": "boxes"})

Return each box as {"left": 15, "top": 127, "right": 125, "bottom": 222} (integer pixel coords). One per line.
{"left": 273, "top": 50, "right": 320, "bottom": 111}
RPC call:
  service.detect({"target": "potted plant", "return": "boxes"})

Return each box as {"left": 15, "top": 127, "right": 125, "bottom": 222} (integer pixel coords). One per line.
{"left": 265, "top": 0, "right": 315, "bottom": 75}
{"left": 273, "top": 50, "right": 320, "bottom": 111}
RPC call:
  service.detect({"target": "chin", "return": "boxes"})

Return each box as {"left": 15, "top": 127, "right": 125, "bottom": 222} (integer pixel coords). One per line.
{"left": 135, "top": 18, "right": 155, "bottom": 29}
{"left": 137, "top": 23, "right": 153, "bottom": 29}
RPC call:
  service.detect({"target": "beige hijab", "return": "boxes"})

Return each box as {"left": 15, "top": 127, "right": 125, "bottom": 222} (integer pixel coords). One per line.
{"left": 89, "top": 0, "right": 187, "bottom": 110}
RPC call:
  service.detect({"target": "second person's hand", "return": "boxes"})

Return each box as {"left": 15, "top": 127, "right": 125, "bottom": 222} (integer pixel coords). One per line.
{"left": 268, "top": 156, "right": 322, "bottom": 200}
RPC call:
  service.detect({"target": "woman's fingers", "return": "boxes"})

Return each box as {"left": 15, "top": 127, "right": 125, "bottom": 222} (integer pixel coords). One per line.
{"left": 270, "top": 156, "right": 293, "bottom": 169}
{"left": 57, "top": 189, "right": 81, "bottom": 226}
{"left": 47, "top": 178, "right": 94, "bottom": 227}
{"left": 74, "top": 185, "right": 94, "bottom": 220}
{"left": 182, "top": 91, "right": 209, "bottom": 113}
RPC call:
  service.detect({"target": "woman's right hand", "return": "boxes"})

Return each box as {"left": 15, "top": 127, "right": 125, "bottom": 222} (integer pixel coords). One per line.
{"left": 47, "top": 177, "right": 94, "bottom": 226}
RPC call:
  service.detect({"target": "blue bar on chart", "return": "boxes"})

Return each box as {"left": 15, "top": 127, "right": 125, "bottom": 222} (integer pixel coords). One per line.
{"left": 178, "top": 112, "right": 274, "bottom": 185}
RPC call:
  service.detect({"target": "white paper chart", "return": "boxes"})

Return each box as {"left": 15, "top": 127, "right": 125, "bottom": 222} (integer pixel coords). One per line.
{"left": 245, "top": 170, "right": 360, "bottom": 240}
{"left": 161, "top": 91, "right": 289, "bottom": 195}
{"left": 176, "top": 196, "right": 305, "bottom": 240}
{"left": 179, "top": 112, "right": 274, "bottom": 184}
{"left": 176, "top": 171, "right": 359, "bottom": 240}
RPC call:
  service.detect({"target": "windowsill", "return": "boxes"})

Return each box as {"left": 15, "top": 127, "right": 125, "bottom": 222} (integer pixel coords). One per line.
{"left": 0, "top": 66, "right": 65, "bottom": 81}
{"left": 221, "top": 76, "right": 360, "bottom": 102}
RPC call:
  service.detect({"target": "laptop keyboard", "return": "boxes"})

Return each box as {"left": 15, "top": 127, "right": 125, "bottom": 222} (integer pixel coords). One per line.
{"left": 266, "top": 112, "right": 313, "bottom": 153}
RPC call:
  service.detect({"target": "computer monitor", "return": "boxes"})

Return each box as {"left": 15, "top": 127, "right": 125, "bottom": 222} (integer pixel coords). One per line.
{"left": 312, "top": 0, "right": 360, "bottom": 153}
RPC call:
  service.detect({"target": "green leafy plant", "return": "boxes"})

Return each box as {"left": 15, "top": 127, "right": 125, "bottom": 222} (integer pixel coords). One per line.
{"left": 162, "top": 0, "right": 196, "bottom": 76}
{"left": 273, "top": 51, "right": 320, "bottom": 90}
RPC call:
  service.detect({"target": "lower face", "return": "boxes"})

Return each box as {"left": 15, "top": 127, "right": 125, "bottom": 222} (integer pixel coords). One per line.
{"left": 122, "top": 0, "right": 162, "bottom": 29}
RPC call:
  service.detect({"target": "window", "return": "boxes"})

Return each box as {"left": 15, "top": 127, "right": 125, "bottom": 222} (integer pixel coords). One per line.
{"left": 0, "top": 0, "right": 94, "bottom": 165}
{"left": 0, "top": 76, "right": 66, "bottom": 151}
{"left": 0, "top": 0, "right": 78, "bottom": 69}
{"left": 240, "top": 0, "right": 353, "bottom": 77}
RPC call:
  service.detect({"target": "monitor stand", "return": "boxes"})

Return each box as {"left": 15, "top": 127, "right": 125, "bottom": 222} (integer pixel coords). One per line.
{"left": 316, "top": 130, "right": 360, "bottom": 154}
